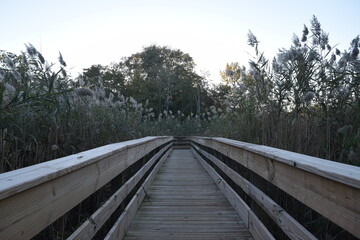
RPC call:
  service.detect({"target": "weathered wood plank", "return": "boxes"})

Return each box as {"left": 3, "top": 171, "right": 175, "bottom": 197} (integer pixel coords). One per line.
{"left": 214, "top": 137, "right": 360, "bottom": 189}
{"left": 0, "top": 137, "right": 171, "bottom": 200}
{"left": 124, "top": 149, "right": 254, "bottom": 240}
{"left": 67, "top": 143, "right": 172, "bottom": 240}
{"left": 104, "top": 145, "right": 171, "bottom": 240}
{"left": 125, "top": 232, "right": 253, "bottom": 240}
{"left": 0, "top": 136, "right": 172, "bottom": 240}
{"left": 192, "top": 144, "right": 316, "bottom": 240}
{"left": 248, "top": 211, "right": 274, "bottom": 240}
{"left": 192, "top": 148, "right": 275, "bottom": 240}
{"left": 134, "top": 214, "right": 241, "bottom": 221}
{"left": 190, "top": 137, "right": 360, "bottom": 238}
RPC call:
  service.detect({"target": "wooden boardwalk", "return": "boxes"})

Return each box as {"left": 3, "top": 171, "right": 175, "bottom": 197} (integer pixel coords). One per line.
{"left": 124, "top": 149, "right": 254, "bottom": 240}
{"left": 1, "top": 137, "right": 359, "bottom": 239}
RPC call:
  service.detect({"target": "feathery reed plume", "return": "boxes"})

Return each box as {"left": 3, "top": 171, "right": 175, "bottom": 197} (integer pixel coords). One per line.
{"left": 25, "top": 43, "right": 37, "bottom": 57}
{"left": 301, "top": 25, "right": 309, "bottom": 42}
{"left": 75, "top": 87, "right": 93, "bottom": 97}
{"left": 38, "top": 52, "right": 45, "bottom": 64}
{"left": 4, "top": 55, "right": 14, "bottom": 68}
{"left": 58, "top": 52, "right": 67, "bottom": 67}
{"left": 247, "top": 30, "right": 259, "bottom": 47}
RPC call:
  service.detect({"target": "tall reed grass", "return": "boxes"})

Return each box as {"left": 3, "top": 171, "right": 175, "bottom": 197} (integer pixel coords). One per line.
{"left": 1, "top": 17, "right": 359, "bottom": 173}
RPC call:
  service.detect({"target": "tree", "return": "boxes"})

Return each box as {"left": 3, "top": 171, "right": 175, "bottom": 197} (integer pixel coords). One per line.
{"left": 220, "top": 62, "right": 242, "bottom": 87}
{"left": 82, "top": 63, "right": 125, "bottom": 99}
{"left": 120, "top": 45, "right": 205, "bottom": 115}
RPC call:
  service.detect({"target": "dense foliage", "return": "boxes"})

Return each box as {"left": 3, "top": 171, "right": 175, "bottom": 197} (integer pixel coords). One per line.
{"left": 216, "top": 16, "right": 360, "bottom": 165}
{"left": 1, "top": 16, "right": 359, "bottom": 174}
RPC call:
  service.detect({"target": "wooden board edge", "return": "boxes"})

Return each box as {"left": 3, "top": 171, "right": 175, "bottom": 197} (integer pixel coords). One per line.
{"left": 248, "top": 211, "right": 276, "bottom": 240}
{"left": 191, "top": 147, "right": 275, "bottom": 240}
{"left": 0, "top": 139, "right": 172, "bottom": 240}
{"left": 0, "top": 136, "right": 173, "bottom": 200}
{"left": 211, "top": 137, "right": 360, "bottom": 189}
{"left": 192, "top": 144, "right": 316, "bottom": 240}
{"left": 104, "top": 147, "right": 172, "bottom": 240}
{"left": 67, "top": 143, "right": 172, "bottom": 240}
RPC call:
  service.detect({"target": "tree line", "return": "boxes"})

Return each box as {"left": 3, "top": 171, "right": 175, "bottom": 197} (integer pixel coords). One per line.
{"left": 0, "top": 16, "right": 359, "bottom": 173}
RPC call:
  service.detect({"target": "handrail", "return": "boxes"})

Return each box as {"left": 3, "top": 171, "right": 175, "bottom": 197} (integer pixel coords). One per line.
{"left": 68, "top": 143, "right": 172, "bottom": 240}
{"left": 1, "top": 135, "right": 359, "bottom": 239}
{"left": 104, "top": 143, "right": 171, "bottom": 240}
{"left": 189, "top": 136, "right": 360, "bottom": 239}
{"left": 191, "top": 145, "right": 275, "bottom": 240}
{"left": 213, "top": 137, "right": 359, "bottom": 188}
{"left": 0, "top": 136, "right": 173, "bottom": 240}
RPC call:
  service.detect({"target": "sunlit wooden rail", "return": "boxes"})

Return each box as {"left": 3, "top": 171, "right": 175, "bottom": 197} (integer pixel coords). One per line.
{"left": 0, "top": 136, "right": 359, "bottom": 239}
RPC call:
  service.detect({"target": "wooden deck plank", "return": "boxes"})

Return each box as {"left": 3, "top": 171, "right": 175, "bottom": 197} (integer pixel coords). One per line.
{"left": 125, "top": 232, "right": 253, "bottom": 240}
{"left": 123, "top": 149, "right": 254, "bottom": 240}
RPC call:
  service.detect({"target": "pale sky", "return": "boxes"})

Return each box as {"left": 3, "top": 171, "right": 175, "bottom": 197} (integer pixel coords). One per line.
{"left": 1, "top": 0, "right": 359, "bottom": 83}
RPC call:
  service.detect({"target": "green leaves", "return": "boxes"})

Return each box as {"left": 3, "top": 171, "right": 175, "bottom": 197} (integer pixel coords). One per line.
{"left": 120, "top": 45, "right": 204, "bottom": 115}
{"left": 0, "top": 84, "right": 4, "bottom": 107}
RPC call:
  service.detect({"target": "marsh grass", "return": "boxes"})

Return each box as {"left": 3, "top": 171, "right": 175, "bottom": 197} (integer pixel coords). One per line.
{"left": 0, "top": 16, "right": 359, "bottom": 238}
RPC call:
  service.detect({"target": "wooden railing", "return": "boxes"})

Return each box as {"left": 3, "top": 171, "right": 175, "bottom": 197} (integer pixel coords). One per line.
{"left": 0, "top": 136, "right": 173, "bottom": 240}
{"left": 189, "top": 136, "right": 360, "bottom": 239}
{"left": 1, "top": 136, "right": 359, "bottom": 240}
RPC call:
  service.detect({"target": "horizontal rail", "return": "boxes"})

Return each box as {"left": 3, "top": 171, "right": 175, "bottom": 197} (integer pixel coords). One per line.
{"left": 189, "top": 136, "right": 360, "bottom": 238}
{"left": 0, "top": 136, "right": 173, "bottom": 240}
{"left": 192, "top": 143, "right": 315, "bottom": 240}
{"left": 68, "top": 143, "right": 172, "bottom": 240}
{"left": 104, "top": 142, "right": 171, "bottom": 240}
{"left": 191, "top": 146, "right": 275, "bottom": 240}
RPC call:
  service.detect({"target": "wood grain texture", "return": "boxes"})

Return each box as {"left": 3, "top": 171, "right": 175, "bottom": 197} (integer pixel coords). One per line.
{"left": 188, "top": 137, "right": 360, "bottom": 189}
{"left": 123, "top": 149, "right": 254, "bottom": 240}
{"left": 192, "top": 148, "right": 274, "bottom": 240}
{"left": 0, "top": 137, "right": 172, "bottom": 200}
{"left": 192, "top": 144, "right": 316, "bottom": 240}
{"left": 189, "top": 137, "right": 360, "bottom": 238}
{"left": 104, "top": 145, "right": 171, "bottom": 240}
{"left": 67, "top": 143, "right": 172, "bottom": 240}
{"left": 213, "top": 137, "right": 360, "bottom": 189}
{"left": 0, "top": 136, "right": 173, "bottom": 240}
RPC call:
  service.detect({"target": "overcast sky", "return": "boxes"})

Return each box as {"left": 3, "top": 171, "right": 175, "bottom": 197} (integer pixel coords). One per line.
{"left": 1, "top": 0, "right": 359, "bottom": 83}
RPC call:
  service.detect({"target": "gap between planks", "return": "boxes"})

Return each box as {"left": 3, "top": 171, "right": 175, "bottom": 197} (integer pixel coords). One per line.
{"left": 123, "top": 149, "right": 254, "bottom": 240}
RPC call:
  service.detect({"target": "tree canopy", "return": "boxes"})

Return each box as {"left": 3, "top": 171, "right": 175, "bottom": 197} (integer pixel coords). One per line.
{"left": 1, "top": 16, "right": 359, "bottom": 172}
{"left": 121, "top": 45, "right": 208, "bottom": 115}
{"left": 82, "top": 45, "right": 210, "bottom": 115}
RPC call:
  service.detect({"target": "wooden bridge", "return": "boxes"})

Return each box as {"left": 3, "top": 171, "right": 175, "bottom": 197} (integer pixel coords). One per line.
{"left": 0, "top": 137, "right": 359, "bottom": 239}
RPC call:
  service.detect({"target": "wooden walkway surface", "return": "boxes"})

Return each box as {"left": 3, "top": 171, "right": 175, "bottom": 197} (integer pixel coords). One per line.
{"left": 124, "top": 149, "right": 254, "bottom": 240}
